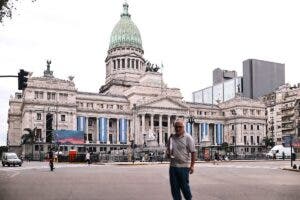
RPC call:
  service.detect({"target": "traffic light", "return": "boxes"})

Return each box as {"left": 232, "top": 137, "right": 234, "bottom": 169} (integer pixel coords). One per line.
{"left": 18, "top": 69, "right": 29, "bottom": 90}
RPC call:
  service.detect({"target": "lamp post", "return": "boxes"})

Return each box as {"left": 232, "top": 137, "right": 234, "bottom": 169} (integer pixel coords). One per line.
{"left": 231, "top": 110, "right": 237, "bottom": 159}
{"left": 188, "top": 116, "right": 195, "bottom": 135}
{"left": 143, "top": 133, "right": 147, "bottom": 147}
{"left": 290, "top": 134, "right": 293, "bottom": 167}
{"left": 188, "top": 116, "right": 195, "bottom": 157}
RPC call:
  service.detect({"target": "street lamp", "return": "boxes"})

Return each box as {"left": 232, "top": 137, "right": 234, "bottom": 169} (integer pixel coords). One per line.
{"left": 143, "top": 133, "right": 147, "bottom": 147}
{"left": 290, "top": 134, "right": 293, "bottom": 167}
{"left": 188, "top": 116, "right": 195, "bottom": 157}
{"left": 231, "top": 110, "right": 237, "bottom": 159}
{"left": 188, "top": 116, "right": 195, "bottom": 135}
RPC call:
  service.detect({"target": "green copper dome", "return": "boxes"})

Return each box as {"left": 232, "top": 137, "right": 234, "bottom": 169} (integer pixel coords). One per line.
{"left": 109, "top": 3, "right": 143, "bottom": 50}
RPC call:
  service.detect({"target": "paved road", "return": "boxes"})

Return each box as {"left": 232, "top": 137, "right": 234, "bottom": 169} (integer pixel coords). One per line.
{"left": 0, "top": 161, "right": 299, "bottom": 200}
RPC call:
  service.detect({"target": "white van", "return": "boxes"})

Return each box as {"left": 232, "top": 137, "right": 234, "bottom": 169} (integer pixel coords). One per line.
{"left": 266, "top": 145, "right": 294, "bottom": 159}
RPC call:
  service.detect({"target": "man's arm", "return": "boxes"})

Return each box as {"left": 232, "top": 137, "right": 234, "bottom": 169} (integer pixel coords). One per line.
{"left": 189, "top": 152, "right": 196, "bottom": 174}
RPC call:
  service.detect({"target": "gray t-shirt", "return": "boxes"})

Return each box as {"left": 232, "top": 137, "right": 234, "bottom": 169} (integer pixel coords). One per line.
{"left": 169, "top": 133, "right": 196, "bottom": 168}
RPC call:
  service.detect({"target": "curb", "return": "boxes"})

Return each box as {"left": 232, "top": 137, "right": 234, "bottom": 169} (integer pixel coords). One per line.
{"left": 282, "top": 168, "right": 300, "bottom": 172}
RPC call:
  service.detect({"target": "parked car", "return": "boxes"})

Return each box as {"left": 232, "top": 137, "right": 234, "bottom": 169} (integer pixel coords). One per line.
{"left": 266, "top": 145, "right": 294, "bottom": 159}
{"left": 2, "top": 152, "right": 22, "bottom": 167}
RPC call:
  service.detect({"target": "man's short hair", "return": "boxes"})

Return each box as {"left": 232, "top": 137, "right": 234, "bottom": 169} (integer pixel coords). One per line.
{"left": 173, "top": 118, "right": 185, "bottom": 127}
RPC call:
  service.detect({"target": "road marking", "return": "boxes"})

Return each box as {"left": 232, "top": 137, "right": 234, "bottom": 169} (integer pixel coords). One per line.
{"left": 9, "top": 171, "right": 20, "bottom": 178}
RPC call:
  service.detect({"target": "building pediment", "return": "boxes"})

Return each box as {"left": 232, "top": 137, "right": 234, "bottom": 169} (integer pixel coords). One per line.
{"left": 137, "top": 96, "right": 188, "bottom": 110}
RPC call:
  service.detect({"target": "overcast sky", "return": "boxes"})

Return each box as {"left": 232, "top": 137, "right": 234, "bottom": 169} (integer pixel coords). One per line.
{"left": 1, "top": 0, "right": 300, "bottom": 145}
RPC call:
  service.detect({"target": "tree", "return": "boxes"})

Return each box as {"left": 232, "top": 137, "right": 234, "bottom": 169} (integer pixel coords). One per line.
{"left": 0, "top": 0, "right": 36, "bottom": 23}
{"left": 21, "top": 127, "right": 37, "bottom": 160}
{"left": 263, "top": 136, "right": 275, "bottom": 149}
{"left": 0, "top": 146, "right": 9, "bottom": 156}
{"left": 221, "top": 142, "right": 229, "bottom": 153}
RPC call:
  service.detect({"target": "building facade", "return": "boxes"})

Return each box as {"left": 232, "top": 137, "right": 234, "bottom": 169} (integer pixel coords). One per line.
{"left": 243, "top": 59, "right": 285, "bottom": 99}
{"left": 193, "top": 76, "right": 243, "bottom": 105}
{"left": 262, "top": 83, "right": 300, "bottom": 156}
{"left": 213, "top": 68, "right": 237, "bottom": 85}
{"left": 7, "top": 3, "right": 266, "bottom": 159}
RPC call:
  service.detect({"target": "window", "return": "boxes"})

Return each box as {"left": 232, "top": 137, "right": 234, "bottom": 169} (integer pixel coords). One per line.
{"left": 250, "top": 136, "right": 253, "bottom": 145}
{"left": 122, "top": 59, "right": 125, "bottom": 68}
{"left": 113, "top": 60, "right": 116, "bottom": 69}
{"left": 88, "top": 119, "right": 93, "bottom": 126}
{"left": 136, "top": 60, "right": 139, "bottom": 69}
{"left": 34, "top": 91, "right": 43, "bottom": 99}
{"left": 257, "top": 136, "right": 260, "bottom": 144}
{"left": 117, "top": 59, "right": 120, "bottom": 69}
{"left": 232, "top": 136, "right": 235, "bottom": 144}
{"left": 127, "top": 58, "right": 130, "bottom": 68}
{"left": 244, "top": 136, "right": 247, "bottom": 145}
{"left": 61, "top": 115, "right": 65, "bottom": 122}
{"left": 251, "top": 125, "right": 253, "bottom": 130}
{"left": 36, "top": 129, "right": 42, "bottom": 140}
{"left": 231, "top": 125, "right": 234, "bottom": 130}
{"left": 244, "top": 124, "right": 247, "bottom": 130}
{"left": 257, "top": 125, "right": 259, "bottom": 130}
{"left": 250, "top": 109, "right": 254, "bottom": 115}
{"left": 59, "top": 93, "right": 68, "bottom": 101}
{"left": 132, "top": 59, "right": 135, "bottom": 68}
{"left": 47, "top": 92, "right": 56, "bottom": 100}
{"left": 257, "top": 110, "right": 261, "bottom": 115}
{"left": 37, "top": 113, "right": 41, "bottom": 120}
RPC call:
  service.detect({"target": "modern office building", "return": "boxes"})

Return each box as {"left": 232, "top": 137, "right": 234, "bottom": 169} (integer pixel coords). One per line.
{"left": 213, "top": 68, "right": 237, "bottom": 85}
{"left": 193, "top": 76, "right": 243, "bottom": 105}
{"left": 243, "top": 59, "right": 285, "bottom": 99}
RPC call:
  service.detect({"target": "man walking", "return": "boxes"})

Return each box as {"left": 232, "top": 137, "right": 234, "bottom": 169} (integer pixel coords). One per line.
{"left": 167, "top": 118, "right": 196, "bottom": 200}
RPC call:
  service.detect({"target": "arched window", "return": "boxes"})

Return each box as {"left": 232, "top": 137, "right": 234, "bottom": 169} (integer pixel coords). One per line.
{"left": 136, "top": 60, "right": 139, "bottom": 69}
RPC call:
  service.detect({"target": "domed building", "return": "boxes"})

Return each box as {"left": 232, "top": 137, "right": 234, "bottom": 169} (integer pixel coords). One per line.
{"left": 7, "top": 3, "right": 266, "bottom": 160}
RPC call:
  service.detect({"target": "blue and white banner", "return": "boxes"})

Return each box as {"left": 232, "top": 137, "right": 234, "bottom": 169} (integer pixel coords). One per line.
{"left": 77, "top": 116, "right": 86, "bottom": 132}
{"left": 200, "top": 123, "right": 208, "bottom": 141}
{"left": 216, "top": 123, "right": 223, "bottom": 145}
{"left": 119, "top": 118, "right": 127, "bottom": 144}
{"left": 98, "top": 117, "right": 107, "bottom": 143}
{"left": 186, "top": 122, "right": 192, "bottom": 135}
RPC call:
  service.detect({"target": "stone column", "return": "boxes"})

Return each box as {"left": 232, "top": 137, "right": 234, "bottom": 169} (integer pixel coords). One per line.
{"left": 127, "top": 119, "right": 130, "bottom": 144}
{"left": 96, "top": 117, "right": 99, "bottom": 144}
{"left": 150, "top": 114, "right": 154, "bottom": 132}
{"left": 167, "top": 115, "right": 171, "bottom": 138}
{"left": 214, "top": 124, "right": 217, "bottom": 145}
{"left": 107, "top": 118, "right": 110, "bottom": 144}
{"left": 159, "top": 115, "right": 163, "bottom": 146}
{"left": 116, "top": 118, "right": 119, "bottom": 144}
{"left": 142, "top": 114, "right": 145, "bottom": 145}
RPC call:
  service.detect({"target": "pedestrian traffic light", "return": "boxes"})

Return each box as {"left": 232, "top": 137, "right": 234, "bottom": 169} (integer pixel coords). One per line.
{"left": 18, "top": 69, "right": 29, "bottom": 90}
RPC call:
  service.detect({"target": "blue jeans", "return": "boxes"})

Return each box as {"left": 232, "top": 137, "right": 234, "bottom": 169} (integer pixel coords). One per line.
{"left": 169, "top": 166, "right": 192, "bottom": 200}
